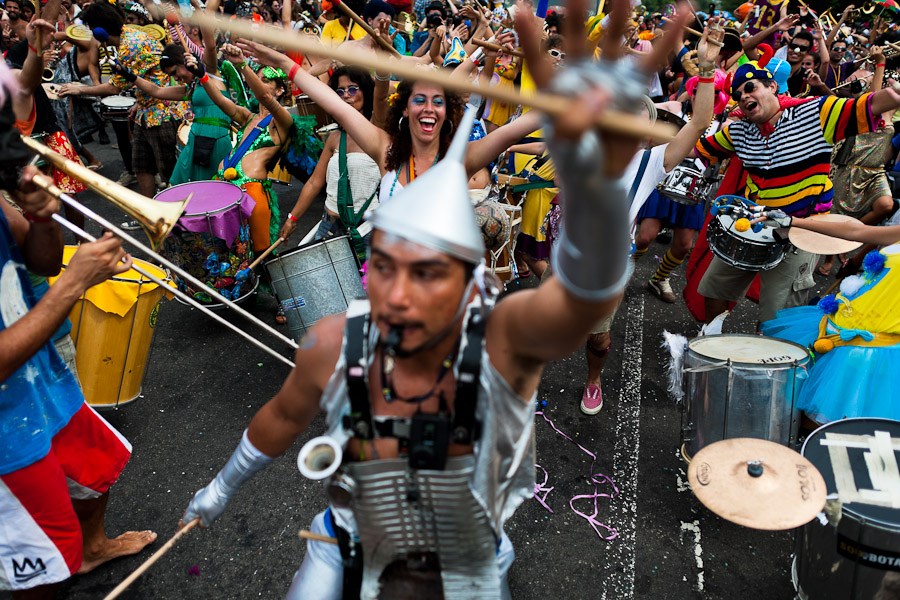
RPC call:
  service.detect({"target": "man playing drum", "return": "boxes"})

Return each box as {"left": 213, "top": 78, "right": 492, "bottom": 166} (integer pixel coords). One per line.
{"left": 692, "top": 60, "right": 900, "bottom": 323}
{"left": 178, "top": 2, "right": 668, "bottom": 596}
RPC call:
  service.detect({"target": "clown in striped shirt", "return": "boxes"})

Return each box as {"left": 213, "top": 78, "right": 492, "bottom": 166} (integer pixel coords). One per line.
{"left": 689, "top": 60, "right": 900, "bottom": 324}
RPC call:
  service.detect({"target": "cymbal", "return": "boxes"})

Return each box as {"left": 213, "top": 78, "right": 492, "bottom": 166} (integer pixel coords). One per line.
{"left": 789, "top": 214, "right": 864, "bottom": 255}
{"left": 65, "top": 24, "right": 92, "bottom": 41}
{"left": 688, "top": 438, "right": 826, "bottom": 531}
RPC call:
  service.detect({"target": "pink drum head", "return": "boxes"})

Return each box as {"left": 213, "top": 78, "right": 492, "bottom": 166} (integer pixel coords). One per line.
{"left": 154, "top": 181, "right": 245, "bottom": 217}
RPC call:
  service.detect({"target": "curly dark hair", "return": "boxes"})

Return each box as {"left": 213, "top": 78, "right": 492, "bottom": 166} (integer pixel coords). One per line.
{"left": 79, "top": 2, "right": 125, "bottom": 38}
{"left": 384, "top": 80, "right": 465, "bottom": 173}
{"left": 328, "top": 66, "right": 374, "bottom": 120}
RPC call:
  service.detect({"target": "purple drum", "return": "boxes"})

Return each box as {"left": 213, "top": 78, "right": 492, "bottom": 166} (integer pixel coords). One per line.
{"left": 155, "top": 181, "right": 258, "bottom": 305}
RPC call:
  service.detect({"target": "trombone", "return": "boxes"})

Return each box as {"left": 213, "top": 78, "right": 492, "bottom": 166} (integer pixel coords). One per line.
{"left": 21, "top": 136, "right": 300, "bottom": 368}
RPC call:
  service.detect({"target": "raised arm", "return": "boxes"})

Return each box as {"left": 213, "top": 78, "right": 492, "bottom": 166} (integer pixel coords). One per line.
{"left": 665, "top": 18, "right": 722, "bottom": 171}
{"left": 464, "top": 109, "right": 541, "bottom": 177}
{"left": 201, "top": 0, "right": 221, "bottom": 72}
{"left": 743, "top": 14, "right": 798, "bottom": 61}
{"left": 222, "top": 44, "right": 294, "bottom": 133}
{"left": 237, "top": 38, "right": 391, "bottom": 168}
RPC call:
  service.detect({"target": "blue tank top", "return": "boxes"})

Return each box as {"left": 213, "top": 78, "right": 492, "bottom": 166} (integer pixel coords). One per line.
{"left": 0, "top": 210, "right": 83, "bottom": 475}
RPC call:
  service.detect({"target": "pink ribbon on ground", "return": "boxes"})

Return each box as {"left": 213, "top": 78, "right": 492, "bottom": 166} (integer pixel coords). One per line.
{"left": 534, "top": 463, "right": 555, "bottom": 513}
{"left": 535, "top": 411, "right": 620, "bottom": 540}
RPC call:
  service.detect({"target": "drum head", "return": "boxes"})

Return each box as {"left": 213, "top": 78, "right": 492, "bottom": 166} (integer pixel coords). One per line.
{"left": 802, "top": 418, "right": 900, "bottom": 527}
{"left": 656, "top": 109, "right": 687, "bottom": 130}
{"left": 716, "top": 213, "right": 776, "bottom": 243}
{"left": 154, "top": 181, "right": 245, "bottom": 216}
{"left": 688, "top": 334, "right": 808, "bottom": 365}
{"left": 178, "top": 122, "right": 192, "bottom": 147}
{"left": 101, "top": 95, "right": 136, "bottom": 108}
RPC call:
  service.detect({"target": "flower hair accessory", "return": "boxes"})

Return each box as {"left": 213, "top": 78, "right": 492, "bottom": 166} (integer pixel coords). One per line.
{"left": 387, "top": 92, "right": 399, "bottom": 106}
{"left": 260, "top": 66, "right": 287, "bottom": 80}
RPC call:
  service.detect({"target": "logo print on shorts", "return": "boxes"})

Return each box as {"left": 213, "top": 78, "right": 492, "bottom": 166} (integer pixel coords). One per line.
{"left": 12, "top": 557, "right": 47, "bottom": 583}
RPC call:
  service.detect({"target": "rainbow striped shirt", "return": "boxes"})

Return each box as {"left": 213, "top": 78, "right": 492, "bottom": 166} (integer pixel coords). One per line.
{"left": 696, "top": 93, "right": 876, "bottom": 215}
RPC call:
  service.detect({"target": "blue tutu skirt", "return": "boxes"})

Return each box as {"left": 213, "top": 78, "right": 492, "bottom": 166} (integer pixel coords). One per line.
{"left": 637, "top": 189, "right": 705, "bottom": 230}
{"left": 761, "top": 306, "right": 900, "bottom": 423}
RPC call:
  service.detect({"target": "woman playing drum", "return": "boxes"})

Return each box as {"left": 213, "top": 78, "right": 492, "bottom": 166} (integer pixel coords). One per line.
{"left": 196, "top": 44, "right": 295, "bottom": 257}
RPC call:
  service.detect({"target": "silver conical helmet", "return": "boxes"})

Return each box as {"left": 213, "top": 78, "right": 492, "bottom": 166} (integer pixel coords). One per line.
{"left": 369, "top": 108, "right": 485, "bottom": 265}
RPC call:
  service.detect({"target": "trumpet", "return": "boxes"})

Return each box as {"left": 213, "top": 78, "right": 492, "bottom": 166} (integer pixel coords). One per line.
{"left": 22, "top": 136, "right": 301, "bottom": 368}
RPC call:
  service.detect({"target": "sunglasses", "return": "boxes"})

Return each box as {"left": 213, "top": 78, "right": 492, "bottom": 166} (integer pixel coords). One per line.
{"left": 832, "top": 46, "right": 847, "bottom": 52}
{"left": 336, "top": 85, "right": 360, "bottom": 98}
{"left": 789, "top": 43, "right": 811, "bottom": 52}
{"left": 548, "top": 49, "right": 566, "bottom": 59}
{"left": 732, "top": 80, "right": 757, "bottom": 101}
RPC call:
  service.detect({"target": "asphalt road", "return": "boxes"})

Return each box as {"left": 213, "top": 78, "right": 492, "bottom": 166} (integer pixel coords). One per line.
{"left": 11, "top": 137, "right": 837, "bottom": 599}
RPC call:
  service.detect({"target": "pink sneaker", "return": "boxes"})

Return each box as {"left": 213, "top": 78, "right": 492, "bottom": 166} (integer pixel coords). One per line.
{"left": 581, "top": 384, "right": 603, "bottom": 414}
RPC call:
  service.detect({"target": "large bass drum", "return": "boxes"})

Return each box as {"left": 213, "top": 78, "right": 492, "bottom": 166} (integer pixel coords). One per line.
{"left": 793, "top": 418, "right": 900, "bottom": 600}
{"left": 681, "top": 334, "right": 809, "bottom": 461}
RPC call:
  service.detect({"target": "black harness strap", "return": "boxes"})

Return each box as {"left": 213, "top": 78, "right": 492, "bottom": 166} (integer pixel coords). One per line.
{"left": 344, "top": 311, "right": 374, "bottom": 440}
{"left": 450, "top": 305, "right": 486, "bottom": 445}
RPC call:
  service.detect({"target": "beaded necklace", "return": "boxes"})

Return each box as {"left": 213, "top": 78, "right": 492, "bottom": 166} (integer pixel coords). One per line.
{"left": 388, "top": 151, "right": 440, "bottom": 198}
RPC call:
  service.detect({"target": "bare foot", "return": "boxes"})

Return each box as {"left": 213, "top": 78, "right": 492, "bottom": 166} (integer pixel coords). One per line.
{"left": 77, "top": 530, "right": 157, "bottom": 574}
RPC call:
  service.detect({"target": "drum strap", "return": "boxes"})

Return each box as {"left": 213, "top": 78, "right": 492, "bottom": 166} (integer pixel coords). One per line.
{"left": 222, "top": 114, "right": 273, "bottom": 172}
{"left": 628, "top": 149, "right": 652, "bottom": 204}
{"left": 337, "top": 131, "right": 376, "bottom": 261}
{"left": 343, "top": 303, "right": 485, "bottom": 449}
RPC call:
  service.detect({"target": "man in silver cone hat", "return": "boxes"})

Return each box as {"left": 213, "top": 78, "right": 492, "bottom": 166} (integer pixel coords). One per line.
{"left": 178, "top": 0, "right": 686, "bottom": 597}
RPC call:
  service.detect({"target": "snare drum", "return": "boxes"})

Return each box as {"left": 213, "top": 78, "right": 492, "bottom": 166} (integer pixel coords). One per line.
{"left": 794, "top": 418, "right": 900, "bottom": 600}
{"left": 681, "top": 334, "right": 809, "bottom": 461}
{"left": 98, "top": 95, "right": 136, "bottom": 121}
{"left": 49, "top": 246, "right": 172, "bottom": 407}
{"left": 156, "top": 181, "right": 258, "bottom": 305}
{"left": 656, "top": 164, "right": 712, "bottom": 206}
{"left": 264, "top": 236, "right": 365, "bottom": 341}
{"left": 707, "top": 204, "right": 786, "bottom": 271}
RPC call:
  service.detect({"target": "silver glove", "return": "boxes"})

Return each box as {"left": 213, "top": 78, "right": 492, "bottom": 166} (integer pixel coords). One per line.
{"left": 765, "top": 209, "right": 793, "bottom": 228}
{"left": 183, "top": 429, "right": 274, "bottom": 527}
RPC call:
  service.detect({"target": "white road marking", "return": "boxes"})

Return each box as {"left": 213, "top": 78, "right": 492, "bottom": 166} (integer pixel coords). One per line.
{"left": 680, "top": 520, "right": 705, "bottom": 591}
{"left": 601, "top": 295, "right": 644, "bottom": 600}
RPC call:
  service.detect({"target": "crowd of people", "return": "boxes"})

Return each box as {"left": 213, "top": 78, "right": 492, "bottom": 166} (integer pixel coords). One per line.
{"left": 2, "top": 0, "right": 900, "bottom": 597}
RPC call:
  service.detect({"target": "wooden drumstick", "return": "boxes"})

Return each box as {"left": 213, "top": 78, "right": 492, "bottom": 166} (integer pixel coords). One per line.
{"left": 331, "top": 0, "right": 402, "bottom": 58}
{"left": 168, "top": 11, "right": 679, "bottom": 143}
{"left": 471, "top": 38, "right": 525, "bottom": 58}
{"left": 662, "top": 16, "right": 725, "bottom": 46}
{"left": 299, "top": 529, "right": 339, "bottom": 545}
{"left": 235, "top": 237, "right": 284, "bottom": 281}
{"left": 102, "top": 519, "right": 200, "bottom": 600}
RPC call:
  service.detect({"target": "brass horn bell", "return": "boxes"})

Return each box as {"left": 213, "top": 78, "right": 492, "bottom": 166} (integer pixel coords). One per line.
{"left": 21, "top": 136, "right": 189, "bottom": 250}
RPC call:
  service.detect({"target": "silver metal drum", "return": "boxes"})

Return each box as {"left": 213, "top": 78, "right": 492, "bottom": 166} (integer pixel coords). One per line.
{"left": 794, "top": 418, "right": 900, "bottom": 600}
{"left": 264, "top": 236, "right": 364, "bottom": 341}
{"left": 681, "top": 334, "right": 809, "bottom": 461}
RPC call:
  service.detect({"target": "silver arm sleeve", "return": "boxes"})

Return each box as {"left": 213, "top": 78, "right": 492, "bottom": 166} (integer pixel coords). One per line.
{"left": 183, "top": 429, "right": 274, "bottom": 526}
{"left": 547, "top": 131, "right": 632, "bottom": 301}
{"left": 545, "top": 60, "right": 646, "bottom": 302}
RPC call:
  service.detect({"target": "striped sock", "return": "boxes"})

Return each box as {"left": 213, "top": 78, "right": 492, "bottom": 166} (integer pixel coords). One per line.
{"left": 651, "top": 249, "right": 685, "bottom": 281}
{"left": 632, "top": 247, "right": 649, "bottom": 261}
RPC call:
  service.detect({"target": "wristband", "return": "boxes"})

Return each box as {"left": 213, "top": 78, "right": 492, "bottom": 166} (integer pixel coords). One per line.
{"left": 287, "top": 212, "right": 298, "bottom": 222}
{"left": 877, "top": 63, "right": 886, "bottom": 68}
{"left": 199, "top": 72, "right": 209, "bottom": 83}
{"left": 23, "top": 211, "right": 52, "bottom": 223}
{"left": 28, "top": 44, "right": 37, "bottom": 54}
{"left": 698, "top": 76, "right": 715, "bottom": 83}
{"left": 237, "top": 60, "right": 248, "bottom": 70}
{"left": 373, "top": 71, "right": 391, "bottom": 82}
{"left": 288, "top": 63, "right": 300, "bottom": 80}
{"left": 698, "top": 67, "right": 715, "bottom": 78}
